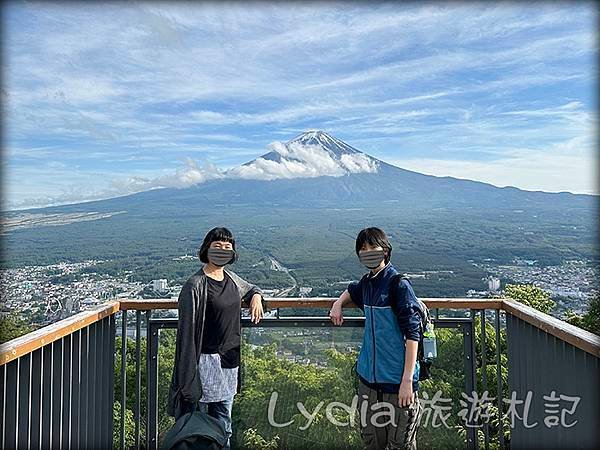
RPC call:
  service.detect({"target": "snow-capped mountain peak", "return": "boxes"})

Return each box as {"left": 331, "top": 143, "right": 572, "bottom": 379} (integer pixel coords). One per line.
{"left": 229, "top": 130, "right": 380, "bottom": 181}
{"left": 289, "top": 130, "right": 362, "bottom": 157}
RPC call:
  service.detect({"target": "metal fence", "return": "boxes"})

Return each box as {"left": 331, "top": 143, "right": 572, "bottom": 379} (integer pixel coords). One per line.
{"left": 506, "top": 308, "right": 600, "bottom": 448}
{"left": 1, "top": 312, "right": 115, "bottom": 450}
{"left": 1, "top": 298, "right": 599, "bottom": 449}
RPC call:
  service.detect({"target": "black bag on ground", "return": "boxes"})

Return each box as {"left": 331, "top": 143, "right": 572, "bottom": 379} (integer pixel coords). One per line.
{"left": 160, "top": 401, "right": 227, "bottom": 450}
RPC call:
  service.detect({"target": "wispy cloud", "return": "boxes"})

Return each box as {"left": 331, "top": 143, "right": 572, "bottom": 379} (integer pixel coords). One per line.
{"left": 4, "top": 139, "right": 382, "bottom": 209}
{"left": 4, "top": 157, "right": 225, "bottom": 210}
{"left": 2, "top": 1, "right": 597, "bottom": 209}
{"left": 391, "top": 135, "right": 597, "bottom": 195}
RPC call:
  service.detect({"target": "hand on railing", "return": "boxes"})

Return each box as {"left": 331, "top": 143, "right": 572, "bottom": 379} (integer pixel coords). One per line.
{"left": 329, "top": 299, "right": 344, "bottom": 326}
{"left": 249, "top": 294, "right": 264, "bottom": 324}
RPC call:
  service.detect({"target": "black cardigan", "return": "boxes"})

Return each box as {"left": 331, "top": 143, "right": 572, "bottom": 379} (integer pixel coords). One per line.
{"left": 167, "top": 267, "right": 265, "bottom": 419}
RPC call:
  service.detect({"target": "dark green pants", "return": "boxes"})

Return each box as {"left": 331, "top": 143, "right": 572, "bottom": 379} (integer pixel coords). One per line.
{"left": 358, "top": 379, "right": 422, "bottom": 450}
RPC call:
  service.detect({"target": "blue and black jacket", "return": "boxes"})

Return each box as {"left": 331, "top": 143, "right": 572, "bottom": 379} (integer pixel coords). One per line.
{"left": 347, "top": 261, "right": 422, "bottom": 393}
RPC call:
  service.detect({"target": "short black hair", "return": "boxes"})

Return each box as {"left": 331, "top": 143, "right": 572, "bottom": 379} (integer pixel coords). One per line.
{"left": 198, "top": 227, "right": 238, "bottom": 264}
{"left": 355, "top": 227, "right": 392, "bottom": 264}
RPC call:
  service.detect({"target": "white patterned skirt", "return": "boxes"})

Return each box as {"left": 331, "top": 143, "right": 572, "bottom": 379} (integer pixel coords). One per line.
{"left": 197, "top": 353, "right": 239, "bottom": 403}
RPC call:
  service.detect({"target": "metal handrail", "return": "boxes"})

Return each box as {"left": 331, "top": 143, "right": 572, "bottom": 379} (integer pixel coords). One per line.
{"left": 2, "top": 297, "right": 598, "bottom": 365}
{"left": 502, "top": 298, "right": 600, "bottom": 357}
{"left": 0, "top": 300, "right": 120, "bottom": 365}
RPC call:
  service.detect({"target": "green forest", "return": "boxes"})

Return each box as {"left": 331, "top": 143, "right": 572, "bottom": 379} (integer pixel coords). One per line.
{"left": 3, "top": 205, "right": 597, "bottom": 298}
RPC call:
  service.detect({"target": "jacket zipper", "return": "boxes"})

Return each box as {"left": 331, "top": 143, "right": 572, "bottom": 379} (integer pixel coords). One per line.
{"left": 369, "top": 285, "right": 377, "bottom": 384}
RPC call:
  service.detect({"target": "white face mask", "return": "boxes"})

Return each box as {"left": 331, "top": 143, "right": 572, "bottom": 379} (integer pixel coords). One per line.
{"left": 358, "top": 249, "right": 385, "bottom": 269}
{"left": 207, "top": 248, "right": 234, "bottom": 266}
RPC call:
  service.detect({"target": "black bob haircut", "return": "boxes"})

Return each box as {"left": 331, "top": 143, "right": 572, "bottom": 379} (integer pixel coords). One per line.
{"left": 355, "top": 227, "right": 392, "bottom": 264}
{"left": 198, "top": 226, "right": 238, "bottom": 264}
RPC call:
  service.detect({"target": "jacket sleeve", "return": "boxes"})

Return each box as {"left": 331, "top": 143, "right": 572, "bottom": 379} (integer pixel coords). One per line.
{"left": 394, "top": 279, "right": 421, "bottom": 342}
{"left": 228, "top": 270, "right": 266, "bottom": 309}
{"left": 175, "top": 282, "right": 202, "bottom": 401}
{"left": 347, "top": 279, "right": 364, "bottom": 310}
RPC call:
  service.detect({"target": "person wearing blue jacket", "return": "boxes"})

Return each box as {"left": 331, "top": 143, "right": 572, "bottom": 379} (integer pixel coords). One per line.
{"left": 329, "top": 227, "right": 423, "bottom": 450}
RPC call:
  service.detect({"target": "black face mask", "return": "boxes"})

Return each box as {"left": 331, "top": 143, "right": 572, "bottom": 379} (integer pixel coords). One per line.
{"left": 207, "top": 248, "right": 235, "bottom": 266}
{"left": 358, "top": 249, "right": 385, "bottom": 269}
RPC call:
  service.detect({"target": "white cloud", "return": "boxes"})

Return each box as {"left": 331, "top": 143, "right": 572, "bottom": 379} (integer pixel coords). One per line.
{"left": 339, "top": 153, "right": 379, "bottom": 173}
{"left": 226, "top": 141, "right": 379, "bottom": 180}
{"left": 109, "top": 158, "right": 225, "bottom": 192}
{"left": 390, "top": 136, "right": 598, "bottom": 195}
{"left": 4, "top": 158, "right": 225, "bottom": 210}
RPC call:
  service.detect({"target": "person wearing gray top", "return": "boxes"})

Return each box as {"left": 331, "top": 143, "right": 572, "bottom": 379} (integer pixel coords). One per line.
{"left": 167, "top": 227, "right": 266, "bottom": 449}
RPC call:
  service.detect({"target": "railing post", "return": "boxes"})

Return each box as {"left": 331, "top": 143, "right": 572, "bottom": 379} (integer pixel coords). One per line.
{"left": 464, "top": 312, "right": 478, "bottom": 450}
{"left": 3, "top": 357, "right": 18, "bottom": 449}
{"left": 17, "top": 353, "right": 31, "bottom": 450}
{"left": 90, "top": 322, "right": 99, "bottom": 448}
{"left": 51, "top": 337, "right": 64, "bottom": 449}
{"left": 135, "top": 310, "right": 142, "bottom": 450}
{"left": 61, "top": 333, "right": 72, "bottom": 450}
{"left": 71, "top": 330, "right": 81, "bottom": 450}
{"left": 79, "top": 327, "right": 89, "bottom": 449}
{"left": 120, "top": 310, "right": 127, "bottom": 450}
{"left": 98, "top": 318, "right": 105, "bottom": 449}
{"left": 30, "top": 347, "right": 43, "bottom": 449}
{"left": 145, "top": 310, "right": 151, "bottom": 448}
{"left": 479, "top": 309, "right": 489, "bottom": 450}
{"left": 494, "top": 310, "right": 505, "bottom": 449}
{"left": 147, "top": 318, "right": 159, "bottom": 450}
{"left": 109, "top": 313, "right": 116, "bottom": 449}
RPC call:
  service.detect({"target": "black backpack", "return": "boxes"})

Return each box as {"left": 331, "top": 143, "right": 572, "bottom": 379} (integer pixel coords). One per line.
{"left": 389, "top": 273, "right": 433, "bottom": 381}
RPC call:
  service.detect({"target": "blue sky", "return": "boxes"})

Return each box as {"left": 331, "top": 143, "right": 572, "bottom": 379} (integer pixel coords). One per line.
{"left": 2, "top": 1, "right": 598, "bottom": 210}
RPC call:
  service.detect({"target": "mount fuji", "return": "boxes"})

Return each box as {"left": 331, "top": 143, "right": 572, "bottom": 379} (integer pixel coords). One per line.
{"left": 238, "top": 129, "right": 379, "bottom": 179}
{"left": 9, "top": 130, "right": 595, "bottom": 215}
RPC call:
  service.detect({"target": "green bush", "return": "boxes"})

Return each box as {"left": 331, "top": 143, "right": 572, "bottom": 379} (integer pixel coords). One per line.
{"left": 504, "top": 284, "right": 555, "bottom": 314}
